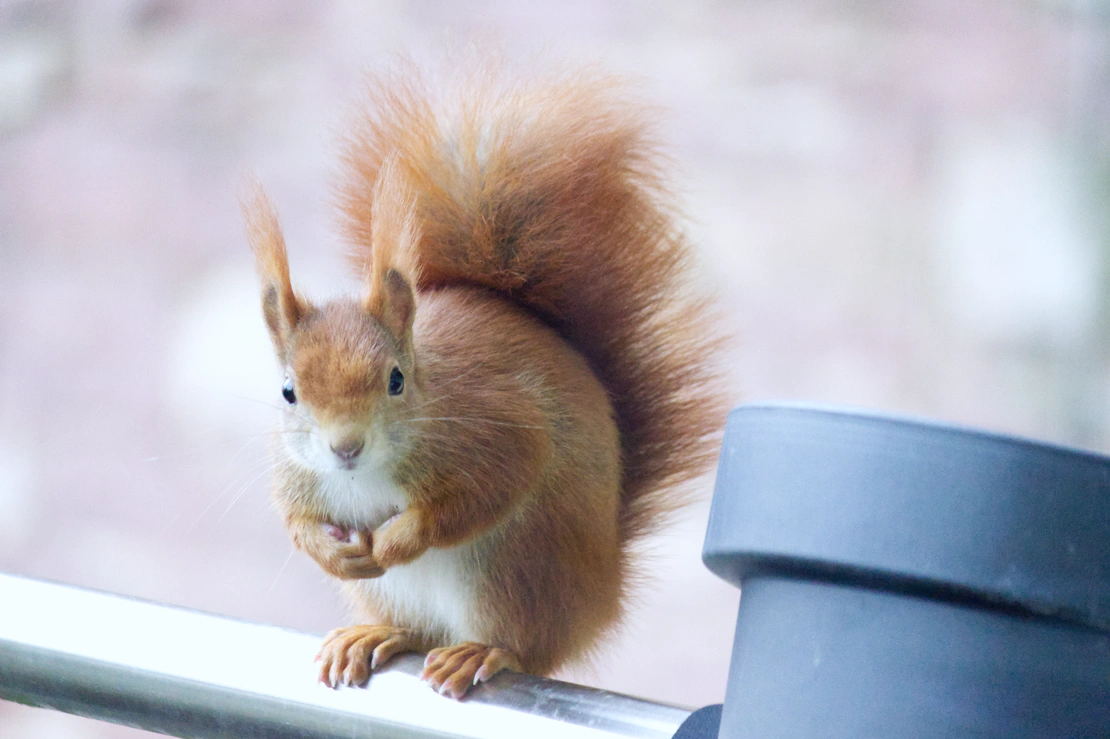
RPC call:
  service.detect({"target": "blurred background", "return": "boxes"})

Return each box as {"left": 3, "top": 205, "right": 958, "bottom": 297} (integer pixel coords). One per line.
{"left": 3, "top": 0, "right": 1110, "bottom": 736}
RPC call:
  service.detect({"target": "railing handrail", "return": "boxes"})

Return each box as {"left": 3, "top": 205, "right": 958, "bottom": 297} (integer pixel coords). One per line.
{"left": 0, "top": 573, "right": 690, "bottom": 738}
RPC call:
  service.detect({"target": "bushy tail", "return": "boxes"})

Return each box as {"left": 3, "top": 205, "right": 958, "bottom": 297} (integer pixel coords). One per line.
{"left": 338, "top": 61, "right": 729, "bottom": 543}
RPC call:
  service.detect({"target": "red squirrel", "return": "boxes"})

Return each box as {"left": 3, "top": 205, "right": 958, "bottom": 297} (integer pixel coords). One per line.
{"left": 244, "top": 62, "right": 728, "bottom": 699}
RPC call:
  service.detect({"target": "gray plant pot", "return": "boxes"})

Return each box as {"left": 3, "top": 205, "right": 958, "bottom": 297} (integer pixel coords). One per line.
{"left": 702, "top": 403, "right": 1110, "bottom": 738}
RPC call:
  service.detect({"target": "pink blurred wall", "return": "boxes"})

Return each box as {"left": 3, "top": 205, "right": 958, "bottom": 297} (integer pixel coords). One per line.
{"left": 3, "top": 1, "right": 1110, "bottom": 736}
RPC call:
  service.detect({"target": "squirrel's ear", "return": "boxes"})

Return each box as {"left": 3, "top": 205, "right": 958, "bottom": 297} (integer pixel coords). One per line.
{"left": 242, "top": 183, "right": 305, "bottom": 357}
{"left": 374, "top": 268, "right": 416, "bottom": 346}
{"left": 363, "top": 158, "right": 419, "bottom": 348}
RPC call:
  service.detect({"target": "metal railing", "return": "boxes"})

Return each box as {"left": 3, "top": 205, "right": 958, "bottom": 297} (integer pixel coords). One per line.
{"left": 0, "top": 573, "right": 690, "bottom": 738}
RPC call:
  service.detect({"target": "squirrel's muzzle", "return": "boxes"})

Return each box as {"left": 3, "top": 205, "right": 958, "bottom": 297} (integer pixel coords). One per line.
{"left": 330, "top": 437, "right": 366, "bottom": 467}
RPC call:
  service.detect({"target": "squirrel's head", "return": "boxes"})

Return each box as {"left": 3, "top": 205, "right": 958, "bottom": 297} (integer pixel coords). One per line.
{"left": 243, "top": 176, "right": 420, "bottom": 475}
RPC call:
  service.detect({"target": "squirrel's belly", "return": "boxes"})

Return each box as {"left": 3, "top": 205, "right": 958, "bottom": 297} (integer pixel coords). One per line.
{"left": 354, "top": 543, "right": 484, "bottom": 644}
{"left": 318, "top": 465, "right": 483, "bottom": 642}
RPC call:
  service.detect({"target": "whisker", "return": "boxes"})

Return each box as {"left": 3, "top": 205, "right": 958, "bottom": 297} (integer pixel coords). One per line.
{"left": 217, "top": 465, "right": 273, "bottom": 524}
{"left": 398, "top": 416, "right": 544, "bottom": 429}
{"left": 143, "top": 430, "right": 271, "bottom": 462}
{"left": 270, "top": 549, "right": 296, "bottom": 591}
{"left": 203, "top": 390, "right": 290, "bottom": 413}
{"left": 405, "top": 357, "right": 491, "bottom": 413}
{"left": 187, "top": 458, "right": 272, "bottom": 533}
{"left": 224, "top": 433, "right": 270, "bottom": 467}
{"left": 456, "top": 465, "right": 480, "bottom": 492}
{"left": 156, "top": 511, "right": 182, "bottom": 538}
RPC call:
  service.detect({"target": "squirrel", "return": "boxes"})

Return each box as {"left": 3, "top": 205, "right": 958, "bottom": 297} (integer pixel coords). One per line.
{"left": 244, "top": 61, "right": 728, "bottom": 700}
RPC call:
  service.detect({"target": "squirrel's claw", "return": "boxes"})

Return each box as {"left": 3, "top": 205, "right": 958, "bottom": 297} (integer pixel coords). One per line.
{"left": 421, "top": 642, "right": 521, "bottom": 700}
{"left": 316, "top": 625, "right": 419, "bottom": 688}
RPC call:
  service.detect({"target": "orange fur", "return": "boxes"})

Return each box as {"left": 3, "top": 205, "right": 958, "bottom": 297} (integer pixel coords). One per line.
{"left": 338, "top": 63, "right": 728, "bottom": 541}
{"left": 243, "top": 184, "right": 305, "bottom": 358}
{"left": 245, "top": 60, "right": 728, "bottom": 698}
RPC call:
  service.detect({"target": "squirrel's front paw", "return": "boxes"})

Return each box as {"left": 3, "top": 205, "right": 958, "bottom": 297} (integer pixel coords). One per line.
{"left": 421, "top": 642, "right": 521, "bottom": 700}
{"left": 371, "top": 510, "right": 429, "bottom": 568}
{"left": 322, "top": 525, "right": 385, "bottom": 579}
{"left": 316, "top": 625, "right": 419, "bottom": 688}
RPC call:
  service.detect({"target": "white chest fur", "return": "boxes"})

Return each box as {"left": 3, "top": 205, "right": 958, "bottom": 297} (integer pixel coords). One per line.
{"left": 314, "top": 462, "right": 485, "bottom": 643}
{"left": 357, "top": 542, "right": 484, "bottom": 644}
{"left": 314, "top": 464, "right": 408, "bottom": 531}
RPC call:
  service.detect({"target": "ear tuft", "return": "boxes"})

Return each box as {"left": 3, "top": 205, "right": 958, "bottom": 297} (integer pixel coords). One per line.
{"left": 242, "top": 182, "right": 305, "bottom": 356}
{"left": 362, "top": 158, "right": 420, "bottom": 347}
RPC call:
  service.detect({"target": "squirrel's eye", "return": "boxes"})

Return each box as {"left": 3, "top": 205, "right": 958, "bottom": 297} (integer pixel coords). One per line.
{"left": 388, "top": 366, "right": 405, "bottom": 396}
{"left": 281, "top": 377, "right": 297, "bottom": 404}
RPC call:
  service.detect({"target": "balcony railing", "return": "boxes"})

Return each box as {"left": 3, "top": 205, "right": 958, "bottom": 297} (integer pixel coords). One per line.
{"left": 0, "top": 573, "right": 691, "bottom": 738}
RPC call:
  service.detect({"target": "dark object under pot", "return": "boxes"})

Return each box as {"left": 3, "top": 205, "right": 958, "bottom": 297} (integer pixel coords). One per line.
{"left": 701, "top": 403, "right": 1110, "bottom": 739}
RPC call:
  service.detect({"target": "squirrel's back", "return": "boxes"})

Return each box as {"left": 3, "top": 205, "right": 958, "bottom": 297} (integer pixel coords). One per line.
{"left": 338, "top": 62, "right": 728, "bottom": 542}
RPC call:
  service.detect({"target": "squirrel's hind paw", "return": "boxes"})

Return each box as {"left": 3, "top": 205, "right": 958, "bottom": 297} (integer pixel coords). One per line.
{"left": 316, "top": 625, "right": 419, "bottom": 688}
{"left": 421, "top": 642, "right": 522, "bottom": 700}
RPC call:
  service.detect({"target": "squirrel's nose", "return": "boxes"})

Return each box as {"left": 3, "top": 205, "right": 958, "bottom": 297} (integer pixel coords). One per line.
{"left": 330, "top": 437, "right": 365, "bottom": 462}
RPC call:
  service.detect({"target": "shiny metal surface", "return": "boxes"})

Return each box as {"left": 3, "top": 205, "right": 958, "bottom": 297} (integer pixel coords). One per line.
{"left": 0, "top": 573, "right": 690, "bottom": 738}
